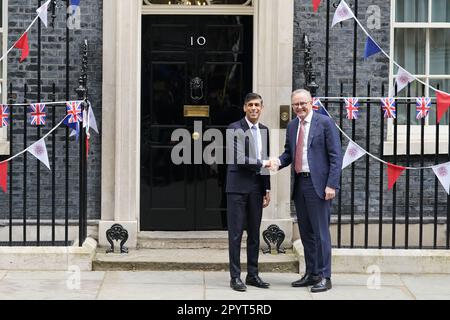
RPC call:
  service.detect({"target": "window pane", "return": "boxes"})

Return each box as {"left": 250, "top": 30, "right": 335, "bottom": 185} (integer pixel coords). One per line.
{"left": 432, "top": 0, "right": 450, "bottom": 22}
{"left": 430, "top": 29, "right": 450, "bottom": 75}
{"left": 429, "top": 79, "right": 450, "bottom": 124}
{"left": 394, "top": 29, "right": 426, "bottom": 75}
{"left": 396, "top": 0, "right": 428, "bottom": 22}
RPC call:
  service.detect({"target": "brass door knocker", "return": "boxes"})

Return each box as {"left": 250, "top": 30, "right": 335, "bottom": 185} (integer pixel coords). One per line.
{"left": 190, "top": 77, "right": 204, "bottom": 101}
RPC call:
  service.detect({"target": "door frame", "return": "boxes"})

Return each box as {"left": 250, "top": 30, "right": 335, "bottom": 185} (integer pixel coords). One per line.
{"left": 140, "top": 14, "right": 254, "bottom": 231}
{"left": 100, "top": 0, "right": 294, "bottom": 246}
{"left": 138, "top": 3, "right": 258, "bottom": 233}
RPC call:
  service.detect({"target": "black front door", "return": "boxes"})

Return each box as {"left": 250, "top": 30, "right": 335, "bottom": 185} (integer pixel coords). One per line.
{"left": 140, "top": 15, "right": 253, "bottom": 230}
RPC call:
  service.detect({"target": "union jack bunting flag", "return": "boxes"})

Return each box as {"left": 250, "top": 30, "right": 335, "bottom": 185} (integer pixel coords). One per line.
{"left": 29, "top": 103, "right": 46, "bottom": 126}
{"left": 65, "top": 101, "right": 83, "bottom": 124}
{"left": 312, "top": 98, "right": 324, "bottom": 111}
{"left": 381, "top": 98, "right": 396, "bottom": 119}
{"left": 416, "top": 97, "right": 431, "bottom": 120}
{"left": 0, "top": 104, "right": 8, "bottom": 128}
{"left": 345, "top": 98, "right": 359, "bottom": 120}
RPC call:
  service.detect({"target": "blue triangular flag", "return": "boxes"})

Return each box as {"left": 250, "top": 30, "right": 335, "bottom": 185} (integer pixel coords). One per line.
{"left": 364, "top": 37, "right": 382, "bottom": 59}
{"left": 64, "top": 118, "right": 80, "bottom": 141}
{"left": 69, "top": 0, "right": 80, "bottom": 16}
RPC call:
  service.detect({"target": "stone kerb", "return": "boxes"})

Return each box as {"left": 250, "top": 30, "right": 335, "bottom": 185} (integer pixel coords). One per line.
{"left": 0, "top": 237, "right": 97, "bottom": 271}
{"left": 293, "top": 239, "right": 450, "bottom": 274}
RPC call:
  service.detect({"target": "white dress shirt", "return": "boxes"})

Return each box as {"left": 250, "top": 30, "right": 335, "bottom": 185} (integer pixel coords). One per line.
{"left": 245, "top": 117, "right": 269, "bottom": 193}
{"left": 295, "top": 110, "right": 313, "bottom": 173}
{"left": 245, "top": 117, "right": 262, "bottom": 160}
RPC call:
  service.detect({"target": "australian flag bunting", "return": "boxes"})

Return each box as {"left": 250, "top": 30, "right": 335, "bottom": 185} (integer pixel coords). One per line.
{"left": 64, "top": 101, "right": 83, "bottom": 140}
{"left": 312, "top": 98, "right": 329, "bottom": 116}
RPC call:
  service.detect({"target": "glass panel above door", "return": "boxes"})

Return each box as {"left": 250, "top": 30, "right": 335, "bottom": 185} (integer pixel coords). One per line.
{"left": 143, "top": 0, "right": 252, "bottom": 5}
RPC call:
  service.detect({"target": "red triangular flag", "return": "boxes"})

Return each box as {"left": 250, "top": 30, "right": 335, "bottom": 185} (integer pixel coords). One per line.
{"left": 312, "top": 0, "right": 321, "bottom": 12}
{"left": 0, "top": 162, "right": 7, "bottom": 193}
{"left": 387, "top": 163, "right": 406, "bottom": 190}
{"left": 437, "top": 90, "right": 450, "bottom": 124}
{"left": 14, "top": 32, "right": 29, "bottom": 62}
{"left": 86, "top": 137, "right": 89, "bottom": 160}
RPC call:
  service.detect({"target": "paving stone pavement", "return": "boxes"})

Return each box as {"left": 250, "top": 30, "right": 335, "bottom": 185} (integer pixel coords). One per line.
{"left": 0, "top": 270, "right": 449, "bottom": 300}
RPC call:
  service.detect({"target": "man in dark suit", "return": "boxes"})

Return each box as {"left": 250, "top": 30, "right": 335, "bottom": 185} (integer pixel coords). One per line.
{"left": 225, "top": 92, "right": 271, "bottom": 292}
{"left": 273, "top": 89, "right": 342, "bottom": 293}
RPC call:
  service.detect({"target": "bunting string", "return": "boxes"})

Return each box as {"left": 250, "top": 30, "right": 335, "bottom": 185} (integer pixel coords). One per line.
{"left": 332, "top": 0, "right": 447, "bottom": 96}
{"left": 316, "top": 97, "right": 437, "bottom": 101}
{"left": 320, "top": 105, "right": 440, "bottom": 171}
{"left": 0, "top": 114, "right": 68, "bottom": 165}
{"left": 1, "top": 16, "right": 39, "bottom": 63}
{"left": 5, "top": 100, "right": 83, "bottom": 106}
{"left": 0, "top": 0, "right": 50, "bottom": 63}
{"left": 0, "top": 98, "right": 98, "bottom": 193}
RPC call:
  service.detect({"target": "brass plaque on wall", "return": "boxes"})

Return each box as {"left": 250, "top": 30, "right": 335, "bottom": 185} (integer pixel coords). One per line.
{"left": 279, "top": 105, "right": 290, "bottom": 129}
{"left": 184, "top": 105, "right": 210, "bottom": 117}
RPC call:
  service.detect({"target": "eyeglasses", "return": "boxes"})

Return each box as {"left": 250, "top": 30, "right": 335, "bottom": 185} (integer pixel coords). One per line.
{"left": 291, "top": 101, "right": 311, "bottom": 107}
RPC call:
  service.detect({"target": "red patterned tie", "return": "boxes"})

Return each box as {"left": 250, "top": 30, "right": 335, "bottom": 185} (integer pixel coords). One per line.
{"left": 294, "top": 120, "right": 305, "bottom": 174}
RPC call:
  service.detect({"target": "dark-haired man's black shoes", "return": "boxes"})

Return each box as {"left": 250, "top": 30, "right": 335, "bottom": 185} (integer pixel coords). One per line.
{"left": 291, "top": 273, "right": 321, "bottom": 287}
{"left": 310, "top": 278, "right": 332, "bottom": 293}
{"left": 245, "top": 275, "right": 270, "bottom": 288}
{"left": 230, "top": 278, "right": 247, "bottom": 292}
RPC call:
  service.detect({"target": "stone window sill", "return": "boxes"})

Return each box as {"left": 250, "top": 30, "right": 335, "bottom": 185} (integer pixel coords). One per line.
{"left": 0, "top": 141, "right": 10, "bottom": 155}
{"left": 384, "top": 125, "right": 449, "bottom": 156}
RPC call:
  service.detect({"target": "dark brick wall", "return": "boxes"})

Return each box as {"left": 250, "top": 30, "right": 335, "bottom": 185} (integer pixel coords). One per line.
{"left": 293, "top": 0, "right": 448, "bottom": 220}
{"left": 1, "top": 0, "right": 102, "bottom": 221}
{"left": 1, "top": 0, "right": 445, "bottom": 230}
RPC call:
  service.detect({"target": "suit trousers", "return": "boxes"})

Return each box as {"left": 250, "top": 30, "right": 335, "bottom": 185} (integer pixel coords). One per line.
{"left": 227, "top": 180, "right": 263, "bottom": 279}
{"left": 294, "top": 175, "right": 332, "bottom": 278}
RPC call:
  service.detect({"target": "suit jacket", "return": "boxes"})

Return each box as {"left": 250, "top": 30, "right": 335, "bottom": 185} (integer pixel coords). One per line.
{"left": 225, "top": 118, "right": 271, "bottom": 194}
{"left": 279, "top": 112, "right": 342, "bottom": 199}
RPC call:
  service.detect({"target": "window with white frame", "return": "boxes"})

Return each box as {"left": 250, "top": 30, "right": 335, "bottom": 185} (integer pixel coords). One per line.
{"left": 387, "top": 0, "right": 450, "bottom": 154}
{"left": 0, "top": 0, "right": 8, "bottom": 155}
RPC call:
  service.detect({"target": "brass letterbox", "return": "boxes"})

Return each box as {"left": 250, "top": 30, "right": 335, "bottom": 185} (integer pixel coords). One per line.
{"left": 184, "top": 105, "right": 210, "bottom": 117}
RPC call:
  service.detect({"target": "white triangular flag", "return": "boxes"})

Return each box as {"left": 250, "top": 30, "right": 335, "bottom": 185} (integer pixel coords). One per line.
{"left": 82, "top": 103, "right": 99, "bottom": 135}
{"left": 342, "top": 140, "right": 366, "bottom": 169}
{"left": 432, "top": 162, "right": 450, "bottom": 195}
{"left": 331, "top": 0, "right": 355, "bottom": 27}
{"left": 390, "top": 67, "right": 415, "bottom": 97}
{"left": 36, "top": 0, "right": 51, "bottom": 28}
{"left": 88, "top": 104, "right": 98, "bottom": 134}
{"left": 83, "top": 108, "right": 89, "bottom": 136}
{"left": 28, "top": 138, "right": 50, "bottom": 170}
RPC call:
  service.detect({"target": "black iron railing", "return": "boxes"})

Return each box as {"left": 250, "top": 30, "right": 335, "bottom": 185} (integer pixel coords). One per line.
{"left": 302, "top": 0, "right": 450, "bottom": 249}
{"left": 0, "top": 0, "right": 88, "bottom": 247}
{"left": 302, "top": 80, "right": 450, "bottom": 250}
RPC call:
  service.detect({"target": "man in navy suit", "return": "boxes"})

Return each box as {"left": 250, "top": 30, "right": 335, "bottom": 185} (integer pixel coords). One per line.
{"left": 225, "top": 92, "right": 271, "bottom": 292}
{"left": 273, "top": 89, "right": 342, "bottom": 292}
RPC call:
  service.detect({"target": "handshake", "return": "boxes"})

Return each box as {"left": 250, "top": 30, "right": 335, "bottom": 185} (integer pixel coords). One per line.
{"left": 263, "top": 157, "right": 281, "bottom": 172}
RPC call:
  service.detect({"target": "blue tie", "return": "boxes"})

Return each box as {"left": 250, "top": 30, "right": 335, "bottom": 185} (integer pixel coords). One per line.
{"left": 251, "top": 125, "right": 260, "bottom": 160}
